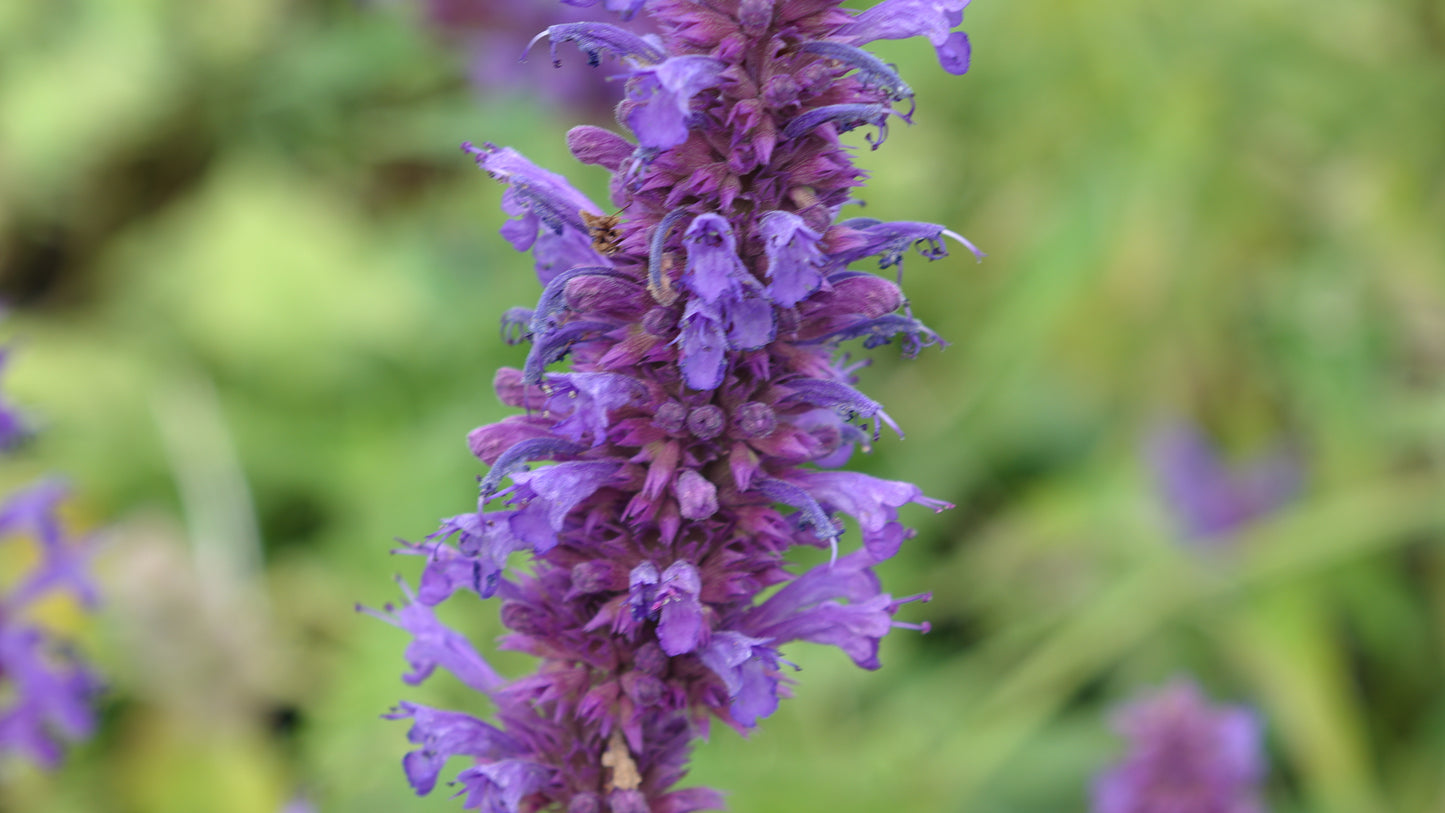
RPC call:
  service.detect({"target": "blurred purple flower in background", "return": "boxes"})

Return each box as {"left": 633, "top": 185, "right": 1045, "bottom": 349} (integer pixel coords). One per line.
{"left": 1148, "top": 422, "right": 1301, "bottom": 543}
{"left": 0, "top": 347, "right": 100, "bottom": 768}
{"left": 415, "top": 0, "right": 652, "bottom": 116}
{"left": 373, "top": 0, "right": 978, "bottom": 808}
{"left": 279, "top": 793, "right": 318, "bottom": 813}
{"left": 1093, "top": 680, "right": 1268, "bottom": 813}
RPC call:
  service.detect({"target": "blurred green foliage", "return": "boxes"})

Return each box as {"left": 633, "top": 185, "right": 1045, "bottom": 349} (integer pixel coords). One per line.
{"left": 1, "top": 0, "right": 1442, "bottom": 810}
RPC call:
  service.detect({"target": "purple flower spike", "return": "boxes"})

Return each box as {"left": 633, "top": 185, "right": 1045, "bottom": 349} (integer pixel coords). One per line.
{"left": 1, "top": 358, "right": 101, "bottom": 769}
{"left": 380, "top": 0, "right": 980, "bottom": 806}
{"left": 1093, "top": 680, "right": 1268, "bottom": 813}
{"left": 1148, "top": 422, "right": 1301, "bottom": 543}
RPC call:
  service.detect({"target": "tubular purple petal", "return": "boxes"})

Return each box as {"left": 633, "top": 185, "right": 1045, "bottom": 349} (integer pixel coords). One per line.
{"left": 500, "top": 307, "right": 534, "bottom": 345}
{"left": 629, "top": 561, "right": 661, "bottom": 621}
{"left": 682, "top": 213, "right": 748, "bottom": 304}
{"left": 654, "top": 561, "right": 706, "bottom": 655}
{"left": 544, "top": 372, "right": 647, "bottom": 446}
{"left": 455, "top": 759, "right": 556, "bottom": 812}
{"left": 465, "top": 142, "right": 607, "bottom": 284}
{"left": 508, "top": 460, "right": 623, "bottom": 532}
{"left": 480, "top": 437, "right": 588, "bottom": 497}
{"left": 789, "top": 470, "right": 951, "bottom": 536}
{"left": 625, "top": 56, "right": 727, "bottom": 149}
{"left": 385, "top": 702, "right": 524, "bottom": 796}
{"left": 754, "top": 477, "right": 840, "bottom": 557}
{"left": 677, "top": 302, "right": 728, "bottom": 391}
{"left": 529, "top": 266, "right": 634, "bottom": 338}
{"left": 522, "top": 319, "right": 615, "bottom": 383}
{"left": 758, "top": 210, "right": 827, "bottom": 307}
{"left": 783, "top": 378, "right": 901, "bottom": 440}
{"left": 363, "top": 582, "right": 506, "bottom": 692}
{"left": 802, "top": 313, "right": 944, "bottom": 357}
{"left": 798, "top": 41, "right": 915, "bottom": 110}
{"left": 832, "top": 217, "right": 985, "bottom": 268}
{"left": 526, "top": 22, "right": 665, "bottom": 68}
{"left": 836, "top": 0, "right": 974, "bottom": 75}
{"left": 782, "top": 103, "right": 902, "bottom": 149}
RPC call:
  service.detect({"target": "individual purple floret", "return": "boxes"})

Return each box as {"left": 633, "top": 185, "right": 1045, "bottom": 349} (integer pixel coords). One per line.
{"left": 1148, "top": 422, "right": 1301, "bottom": 542}
{"left": 378, "top": 0, "right": 977, "bottom": 808}
{"left": 1093, "top": 680, "right": 1268, "bottom": 813}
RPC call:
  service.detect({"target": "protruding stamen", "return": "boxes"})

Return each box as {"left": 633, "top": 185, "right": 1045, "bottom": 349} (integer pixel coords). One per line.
{"left": 941, "top": 227, "right": 986, "bottom": 262}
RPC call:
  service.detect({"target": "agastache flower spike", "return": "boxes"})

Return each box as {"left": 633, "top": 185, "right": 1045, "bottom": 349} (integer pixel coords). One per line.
{"left": 1148, "top": 421, "right": 1301, "bottom": 544}
{"left": 379, "top": 0, "right": 978, "bottom": 808}
{"left": 0, "top": 337, "right": 101, "bottom": 767}
{"left": 1093, "top": 680, "right": 1269, "bottom": 813}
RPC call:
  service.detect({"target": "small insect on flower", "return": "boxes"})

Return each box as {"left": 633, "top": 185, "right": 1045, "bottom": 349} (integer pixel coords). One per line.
{"left": 580, "top": 209, "right": 626, "bottom": 256}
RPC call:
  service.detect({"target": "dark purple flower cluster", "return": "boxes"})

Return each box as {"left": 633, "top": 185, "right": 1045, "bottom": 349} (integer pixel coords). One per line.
{"left": 0, "top": 352, "right": 100, "bottom": 768}
{"left": 376, "top": 0, "right": 978, "bottom": 808}
{"left": 1093, "top": 681, "right": 1268, "bottom": 813}
{"left": 1148, "top": 422, "right": 1300, "bottom": 543}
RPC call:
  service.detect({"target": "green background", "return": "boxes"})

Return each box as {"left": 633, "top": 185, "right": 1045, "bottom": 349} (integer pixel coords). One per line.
{"left": 1, "top": 0, "right": 1442, "bottom": 810}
